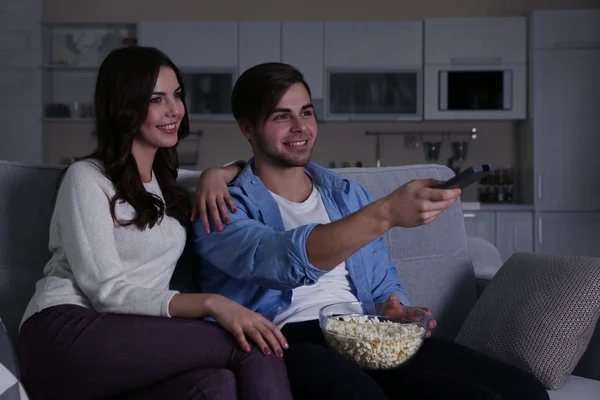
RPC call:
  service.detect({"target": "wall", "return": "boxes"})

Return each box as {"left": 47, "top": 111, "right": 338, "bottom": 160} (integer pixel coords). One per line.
{"left": 0, "top": 0, "right": 42, "bottom": 164}
{"left": 43, "top": 119, "right": 517, "bottom": 201}
{"left": 43, "top": 120, "right": 518, "bottom": 169}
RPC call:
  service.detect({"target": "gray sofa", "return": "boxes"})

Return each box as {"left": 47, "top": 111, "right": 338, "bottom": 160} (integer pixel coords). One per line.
{"left": 1, "top": 159, "right": 598, "bottom": 399}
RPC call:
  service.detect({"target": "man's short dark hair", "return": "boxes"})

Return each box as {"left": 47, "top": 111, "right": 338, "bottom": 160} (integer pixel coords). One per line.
{"left": 231, "top": 62, "right": 312, "bottom": 128}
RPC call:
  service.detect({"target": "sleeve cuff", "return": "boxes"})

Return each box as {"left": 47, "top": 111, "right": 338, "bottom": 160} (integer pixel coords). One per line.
{"left": 291, "top": 223, "right": 329, "bottom": 285}
{"left": 162, "top": 290, "right": 180, "bottom": 318}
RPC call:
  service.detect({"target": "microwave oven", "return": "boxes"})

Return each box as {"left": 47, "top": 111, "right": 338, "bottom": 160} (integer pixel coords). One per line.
{"left": 424, "top": 64, "right": 526, "bottom": 120}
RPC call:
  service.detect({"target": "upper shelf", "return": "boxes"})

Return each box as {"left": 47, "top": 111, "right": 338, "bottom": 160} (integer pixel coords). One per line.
{"left": 43, "top": 22, "right": 137, "bottom": 68}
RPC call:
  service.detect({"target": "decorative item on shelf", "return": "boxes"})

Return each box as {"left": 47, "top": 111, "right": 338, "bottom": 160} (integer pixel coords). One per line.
{"left": 48, "top": 24, "right": 137, "bottom": 68}
{"left": 121, "top": 37, "right": 138, "bottom": 46}
{"left": 341, "top": 161, "right": 350, "bottom": 168}
{"left": 45, "top": 103, "right": 71, "bottom": 118}
{"left": 355, "top": 161, "right": 363, "bottom": 167}
{"left": 44, "top": 102, "right": 94, "bottom": 119}
{"left": 65, "top": 31, "right": 104, "bottom": 67}
{"left": 328, "top": 161, "right": 336, "bottom": 168}
{"left": 477, "top": 167, "right": 516, "bottom": 203}
{"left": 70, "top": 102, "right": 94, "bottom": 119}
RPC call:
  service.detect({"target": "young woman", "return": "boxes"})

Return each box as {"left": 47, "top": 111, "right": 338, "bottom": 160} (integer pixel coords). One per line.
{"left": 17, "top": 46, "right": 293, "bottom": 400}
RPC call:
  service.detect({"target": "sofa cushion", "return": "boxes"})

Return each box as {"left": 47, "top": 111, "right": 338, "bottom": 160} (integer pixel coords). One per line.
{"left": 332, "top": 165, "right": 477, "bottom": 341}
{"left": 0, "top": 161, "right": 63, "bottom": 346}
{"left": 0, "top": 318, "right": 28, "bottom": 399}
{"left": 455, "top": 252, "right": 600, "bottom": 390}
{"left": 548, "top": 375, "right": 600, "bottom": 400}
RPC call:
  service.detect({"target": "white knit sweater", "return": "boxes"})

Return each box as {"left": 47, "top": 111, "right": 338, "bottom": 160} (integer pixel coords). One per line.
{"left": 21, "top": 159, "right": 186, "bottom": 326}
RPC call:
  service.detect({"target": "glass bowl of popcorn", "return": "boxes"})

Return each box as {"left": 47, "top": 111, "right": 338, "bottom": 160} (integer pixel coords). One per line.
{"left": 319, "top": 301, "right": 431, "bottom": 370}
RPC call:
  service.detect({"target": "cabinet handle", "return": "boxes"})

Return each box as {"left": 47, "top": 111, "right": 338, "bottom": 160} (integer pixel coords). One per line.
{"left": 537, "top": 174, "right": 543, "bottom": 200}
{"left": 513, "top": 225, "right": 518, "bottom": 250}
{"left": 451, "top": 56, "right": 502, "bottom": 65}
{"left": 538, "top": 218, "right": 543, "bottom": 245}
{"left": 463, "top": 213, "right": 476, "bottom": 218}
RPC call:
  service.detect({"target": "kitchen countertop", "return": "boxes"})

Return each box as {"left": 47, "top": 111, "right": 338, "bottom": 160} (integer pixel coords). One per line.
{"left": 461, "top": 202, "right": 534, "bottom": 212}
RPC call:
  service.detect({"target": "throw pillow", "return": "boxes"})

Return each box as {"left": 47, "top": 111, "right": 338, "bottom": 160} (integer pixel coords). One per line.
{"left": 455, "top": 252, "right": 600, "bottom": 390}
{"left": 0, "top": 318, "right": 29, "bottom": 400}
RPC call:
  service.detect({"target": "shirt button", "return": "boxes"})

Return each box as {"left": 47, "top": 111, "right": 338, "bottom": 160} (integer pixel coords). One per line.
{"left": 251, "top": 180, "right": 256, "bottom": 184}
{"left": 276, "top": 306, "right": 282, "bottom": 311}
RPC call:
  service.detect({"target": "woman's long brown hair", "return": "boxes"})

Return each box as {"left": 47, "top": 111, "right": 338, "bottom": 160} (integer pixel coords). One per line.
{"left": 57, "top": 46, "right": 191, "bottom": 230}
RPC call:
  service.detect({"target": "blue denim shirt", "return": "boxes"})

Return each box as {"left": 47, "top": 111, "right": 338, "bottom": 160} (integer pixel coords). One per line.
{"left": 192, "top": 160, "right": 409, "bottom": 322}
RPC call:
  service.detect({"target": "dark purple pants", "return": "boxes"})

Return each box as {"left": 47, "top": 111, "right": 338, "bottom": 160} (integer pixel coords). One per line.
{"left": 17, "top": 305, "right": 293, "bottom": 400}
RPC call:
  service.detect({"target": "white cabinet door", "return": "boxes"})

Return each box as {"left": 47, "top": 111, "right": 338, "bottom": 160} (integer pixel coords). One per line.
{"left": 495, "top": 212, "right": 533, "bottom": 263}
{"left": 532, "top": 9, "right": 600, "bottom": 50}
{"left": 535, "top": 213, "right": 600, "bottom": 257}
{"left": 533, "top": 49, "right": 600, "bottom": 211}
{"left": 282, "top": 21, "right": 324, "bottom": 99}
{"left": 239, "top": 21, "right": 281, "bottom": 74}
{"left": 138, "top": 21, "right": 238, "bottom": 68}
{"left": 324, "top": 21, "right": 423, "bottom": 68}
{"left": 425, "top": 17, "right": 527, "bottom": 64}
{"left": 463, "top": 211, "right": 496, "bottom": 245}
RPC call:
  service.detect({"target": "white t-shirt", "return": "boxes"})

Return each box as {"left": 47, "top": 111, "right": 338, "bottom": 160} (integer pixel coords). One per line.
{"left": 270, "top": 185, "right": 359, "bottom": 327}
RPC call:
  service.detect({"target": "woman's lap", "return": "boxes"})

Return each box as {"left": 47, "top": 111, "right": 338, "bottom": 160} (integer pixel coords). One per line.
{"left": 18, "top": 305, "right": 292, "bottom": 400}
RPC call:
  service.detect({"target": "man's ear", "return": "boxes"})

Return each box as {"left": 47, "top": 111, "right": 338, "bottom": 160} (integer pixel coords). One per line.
{"left": 238, "top": 120, "right": 253, "bottom": 140}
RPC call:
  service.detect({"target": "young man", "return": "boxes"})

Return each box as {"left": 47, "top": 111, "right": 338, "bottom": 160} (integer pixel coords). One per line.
{"left": 192, "top": 63, "right": 549, "bottom": 400}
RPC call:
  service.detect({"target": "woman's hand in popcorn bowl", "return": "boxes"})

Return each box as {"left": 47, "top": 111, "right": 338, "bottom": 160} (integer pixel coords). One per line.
{"left": 380, "top": 294, "right": 437, "bottom": 339}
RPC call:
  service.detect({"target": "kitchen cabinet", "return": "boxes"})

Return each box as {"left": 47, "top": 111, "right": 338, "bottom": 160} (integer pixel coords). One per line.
{"left": 239, "top": 21, "right": 282, "bottom": 74}
{"left": 138, "top": 21, "right": 239, "bottom": 121}
{"left": 495, "top": 212, "right": 533, "bottom": 263}
{"left": 532, "top": 9, "right": 600, "bottom": 51}
{"left": 463, "top": 211, "right": 496, "bottom": 246}
{"left": 514, "top": 9, "right": 600, "bottom": 259}
{"left": 281, "top": 21, "right": 325, "bottom": 110}
{"left": 423, "top": 16, "right": 527, "bottom": 121}
{"left": 463, "top": 210, "right": 534, "bottom": 263}
{"left": 424, "top": 17, "right": 527, "bottom": 65}
{"left": 531, "top": 49, "right": 600, "bottom": 211}
{"left": 535, "top": 213, "right": 600, "bottom": 257}
{"left": 138, "top": 21, "right": 238, "bottom": 68}
{"left": 323, "top": 21, "right": 423, "bottom": 120}
{"left": 324, "top": 21, "right": 422, "bottom": 68}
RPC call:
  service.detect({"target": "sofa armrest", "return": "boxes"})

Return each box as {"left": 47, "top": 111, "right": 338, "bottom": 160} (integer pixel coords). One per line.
{"left": 466, "top": 237, "right": 503, "bottom": 296}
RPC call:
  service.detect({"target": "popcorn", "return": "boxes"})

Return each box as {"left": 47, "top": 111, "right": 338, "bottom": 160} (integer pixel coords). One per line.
{"left": 323, "top": 315, "right": 426, "bottom": 369}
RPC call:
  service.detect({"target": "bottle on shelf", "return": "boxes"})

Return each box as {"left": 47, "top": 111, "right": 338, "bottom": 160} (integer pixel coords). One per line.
{"left": 477, "top": 165, "right": 517, "bottom": 204}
